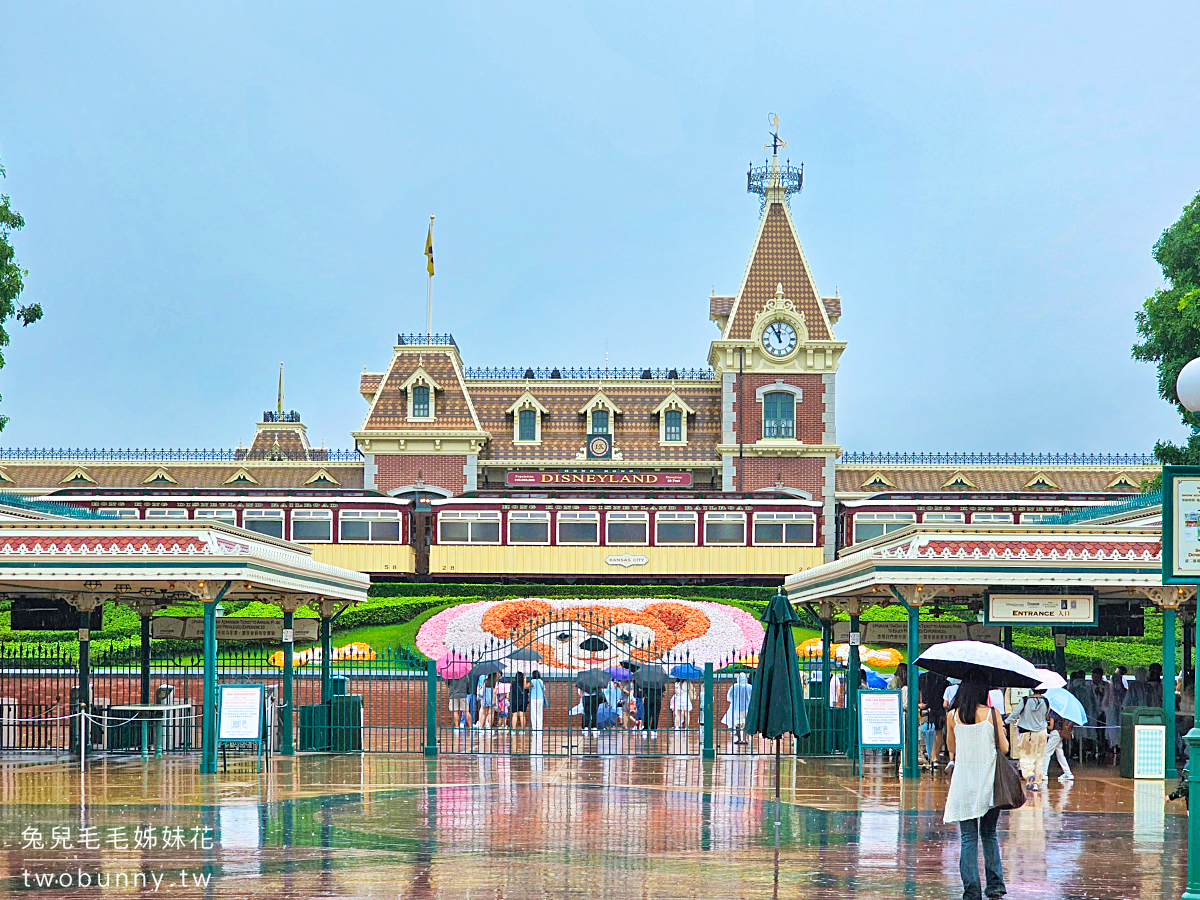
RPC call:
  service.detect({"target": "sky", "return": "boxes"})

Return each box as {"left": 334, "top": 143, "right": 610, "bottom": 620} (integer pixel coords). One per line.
{"left": 1, "top": 2, "right": 1198, "bottom": 454}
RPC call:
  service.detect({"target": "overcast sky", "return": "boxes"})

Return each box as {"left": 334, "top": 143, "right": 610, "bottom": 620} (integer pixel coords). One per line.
{"left": 1, "top": 2, "right": 1197, "bottom": 453}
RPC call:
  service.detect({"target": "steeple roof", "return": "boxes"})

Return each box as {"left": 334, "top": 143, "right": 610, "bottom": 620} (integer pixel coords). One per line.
{"left": 722, "top": 199, "right": 833, "bottom": 342}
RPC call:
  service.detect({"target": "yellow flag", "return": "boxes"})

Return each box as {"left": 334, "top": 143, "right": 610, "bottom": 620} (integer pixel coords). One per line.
{"left": 424, "top": 223, "right": 434, "bottom": 276}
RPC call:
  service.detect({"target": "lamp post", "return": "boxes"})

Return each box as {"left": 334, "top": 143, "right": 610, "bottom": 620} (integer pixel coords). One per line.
{"left": 1171, "top": 358, "right": 1200, "bottom": 900}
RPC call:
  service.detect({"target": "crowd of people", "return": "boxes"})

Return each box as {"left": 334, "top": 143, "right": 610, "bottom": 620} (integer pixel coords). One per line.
{"left": 446, "top": 671, "right": 755, "bottom": 740}
{"left": 914, "top": 662, "right": 1174, "bottom": 775}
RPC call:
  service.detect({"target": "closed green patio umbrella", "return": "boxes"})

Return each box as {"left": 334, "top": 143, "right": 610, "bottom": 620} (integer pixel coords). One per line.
{"left": 745, "top": 589, "right": 811, "bottom": 837}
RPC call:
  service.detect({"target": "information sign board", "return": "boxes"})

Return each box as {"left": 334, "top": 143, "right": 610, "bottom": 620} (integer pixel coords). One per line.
{"left": 151, "top": 616, "right": 319, "bottom": 642}
{"left": 858, "top": 690, "right": 903, "bottom": 749}
{"left": 985, "top": 593, "right": 1097, "bottom": 627}
{"left": 218, "top": 685, "right": 264, "bottom": 741}
{"left": 832, "top": 621, "right": 1001, "bottom": 646}
{"left": 1164, "top": 467, "right": 1200, "bottom": 583}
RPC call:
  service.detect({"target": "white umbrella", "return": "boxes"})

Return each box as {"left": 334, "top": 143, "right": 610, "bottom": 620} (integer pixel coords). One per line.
{"left": 1044, "top": 687, "right": 1088, "bottom": 725}
{"left": 1034, "top": 668, "right": 1066, "bottom": 690}
{"left": 915, "top": 641, "right": 1042, "bottom": 688}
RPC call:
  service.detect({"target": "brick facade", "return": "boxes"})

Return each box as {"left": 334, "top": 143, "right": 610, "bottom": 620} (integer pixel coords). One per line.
{"left": 735, "top": 373, "right": 826, "bottom": 445}
{"left": 374, "top": 454, "right": 466, "bottom": 495}
{"left": 736, "top": 455, "right": 826, "bottom": 495}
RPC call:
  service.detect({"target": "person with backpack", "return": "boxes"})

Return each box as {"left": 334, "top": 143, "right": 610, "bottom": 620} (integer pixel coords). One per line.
{"left": 1006, "top": 688, "right": 1050, "bottom": 791}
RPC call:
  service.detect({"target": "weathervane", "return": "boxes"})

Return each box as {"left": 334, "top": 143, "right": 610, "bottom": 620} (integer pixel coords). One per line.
{"left": 766, "top": 113, "right": 786, "bottom": 156}
{"left": 747, "top": 113, "right": 803, "bottom": 209}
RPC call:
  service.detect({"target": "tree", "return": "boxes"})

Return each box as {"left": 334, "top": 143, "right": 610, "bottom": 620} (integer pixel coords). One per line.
{"left": 1132, "top": 191, "right": 1200, "bottom": 471}
{"left": 0, "top": 160, "right": 43, "bottom": 431}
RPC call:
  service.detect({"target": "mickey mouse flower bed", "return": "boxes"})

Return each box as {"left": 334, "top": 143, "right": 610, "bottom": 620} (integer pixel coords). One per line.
{"left": 417, "top": 599, "right": 765, "bottom": 672}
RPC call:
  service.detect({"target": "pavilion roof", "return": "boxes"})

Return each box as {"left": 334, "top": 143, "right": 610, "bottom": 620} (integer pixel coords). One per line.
{"left": 783, "top": 522, "right": 1166, "bottom": 608}
{"left": 0, "top": 520, "right": 370, "bottom": 605}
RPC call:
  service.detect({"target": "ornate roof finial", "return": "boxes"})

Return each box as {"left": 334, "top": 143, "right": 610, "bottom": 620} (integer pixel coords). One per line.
{"left": 277, "top": 362, "right": 285, "bottom": 416}
{"left": 747, "top": 113, "right": 803, "bottom": 211}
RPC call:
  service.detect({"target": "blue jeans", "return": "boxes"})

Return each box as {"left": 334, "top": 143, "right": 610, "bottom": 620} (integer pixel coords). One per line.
{"left": 958, "top": 807, "right": 1004, "bottom": 899}
{"left": 920, "top": 721, "right": 936, "bottom": 759}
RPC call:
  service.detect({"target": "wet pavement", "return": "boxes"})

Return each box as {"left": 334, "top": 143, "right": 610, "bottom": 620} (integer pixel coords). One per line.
{"left": 0, "top": 752, "right": 1186, "bottom": 898}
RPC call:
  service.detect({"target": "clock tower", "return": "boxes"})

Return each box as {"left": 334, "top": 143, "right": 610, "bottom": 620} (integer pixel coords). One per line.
{"left": 708, "top": 120, "right": 846, "bottom": 561}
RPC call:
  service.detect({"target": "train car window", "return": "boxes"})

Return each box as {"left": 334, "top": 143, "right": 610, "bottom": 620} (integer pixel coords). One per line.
{"left": 558, "top": 512, "right": 599, "bottom": 544}
{"left": 341, "top": 510, "right": 402, "bottom": 542}
{"left": 509, "top": 511, "right": 550, "bottom": 544}
{"left": 606, "top": 512, "right": 648, "bottom": 545}
{"left": 655, "top": 512, "right": 697, "bottom": 545}
{"left": 753, "top": 512, "right": 816, "bottom": 546}
{"left": 243, "top": 509, "right": 284, "bottom": 539}
{"left": 704, "top": 512, "right": 745, "bottom": 545}
{"left": 292, "top": 509, "right": 333, "bottom": 542}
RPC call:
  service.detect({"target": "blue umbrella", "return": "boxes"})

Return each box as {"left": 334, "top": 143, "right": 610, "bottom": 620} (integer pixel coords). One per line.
{"left": 1044, "top": 687, "right": 1088, "bottom": 726}
{"left": 671, "top": 663, "right": 704, "bottom": 682}
{"left": 605, "top": 666, "right": 632, "bottom": 682}
{"left": 862, "top": 666, "right": 888, "bottom": 689}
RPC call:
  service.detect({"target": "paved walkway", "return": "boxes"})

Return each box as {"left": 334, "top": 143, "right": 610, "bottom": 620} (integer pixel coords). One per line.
{"left": 0, "top": 754, "right": 1186, "bottom": 898}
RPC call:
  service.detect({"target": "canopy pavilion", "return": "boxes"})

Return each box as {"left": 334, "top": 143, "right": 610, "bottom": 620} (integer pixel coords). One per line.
{"left": 782, "top": 494, "right": 1191, "bottom": 778}
{"left": 0, "top": 496, "right": 369, "bottom": 771}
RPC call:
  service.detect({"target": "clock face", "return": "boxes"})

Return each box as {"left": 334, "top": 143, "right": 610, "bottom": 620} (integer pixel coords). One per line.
{"left": 762, "top": 320, "right": 798, "bottom": 357}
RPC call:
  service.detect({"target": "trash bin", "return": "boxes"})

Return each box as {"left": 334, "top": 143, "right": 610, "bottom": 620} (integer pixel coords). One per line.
{"left": 1121, "top": 706, "right": 1168, "bottom": 778}
{"left": 299, "top": 704, "right": 329, "bottom": 751}
{"left": 329, "top": 695, "right": 363, "bottom": 751}
{"left": 155, "top": 684, "right": 175, "bottom": 704}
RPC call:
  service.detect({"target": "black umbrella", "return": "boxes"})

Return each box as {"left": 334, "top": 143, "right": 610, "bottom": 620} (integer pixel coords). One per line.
{"left": 508, "top": 647, "right": 543, "bottom": 662}
{"left": 467, "top": 660, "right": 505, "bottom": 685}
{"left": 575, "top": 668, "right": 611, "bottom": 694}
{"left": 632, "top": 665, "right": 669, "bottom": 688}
{"left": 744, "top": 590, "right": 811, "bottom": 841}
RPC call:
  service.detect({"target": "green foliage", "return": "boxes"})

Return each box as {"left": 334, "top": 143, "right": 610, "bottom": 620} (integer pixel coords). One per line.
{"left": 1132, "top": 190, "right": 1200, "bottom": 464}
{"left": 0, "top": 161, "right": 43, "bottom": 431}
{"left": 368, "top": 582, "right": 776, "bottom": 604}
{"left": 333, "top": 596, "right": 459, "bottom": 631}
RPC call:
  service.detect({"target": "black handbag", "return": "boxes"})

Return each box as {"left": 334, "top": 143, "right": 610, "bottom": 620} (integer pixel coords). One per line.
{"left": 991, "top": 708, "right": 1027, "bottom": 811}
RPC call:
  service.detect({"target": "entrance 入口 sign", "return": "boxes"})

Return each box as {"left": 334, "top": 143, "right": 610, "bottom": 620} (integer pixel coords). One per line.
{"left": 151, "top": 616, "right": 320, "bottom": 642}
{"left": 985, "top": 594, "right": 1097, "bottom": 627}
{"left": 506, "top": 471, "right": 693, "bottom": 487}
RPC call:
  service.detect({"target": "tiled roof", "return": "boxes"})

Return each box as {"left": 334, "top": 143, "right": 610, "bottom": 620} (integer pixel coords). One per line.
{"left": 836, "top": 466, "right": 1153, "bottom": 494}
{"left": 0, "top": 535, "right": 211, "bottom": 554}
{"left": 725, "top": 202, "right": 832, "bottom": 342}
{"left": 361, "top": 350, "right": 480, "bottom": 432}
{"left": 709, "top": 295, "right": 735, "bottom": 318}
{"left": 0, "top": 464, "right": 364, "bottom": 490}
{"left": 242, "top": 425, "right": 313, "bottom": 461}
{"left": 471, "top": 382, "right": 723, "bottom": 461}
{"left": 903, "top": 539, "right": 1161, "bottom": 562}
{"left": 821, "top": 296, "right": 841, "bottom": 322}
{"left": 360, "top": 373, "right": 383, "bottom": 399}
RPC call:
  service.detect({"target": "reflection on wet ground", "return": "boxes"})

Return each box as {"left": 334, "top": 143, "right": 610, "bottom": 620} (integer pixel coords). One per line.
{"left": 0, "top": 753, "right": 1185, "bottom": 898}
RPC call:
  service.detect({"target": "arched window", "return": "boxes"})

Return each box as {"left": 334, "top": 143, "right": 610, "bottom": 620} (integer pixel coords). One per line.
{"left": 762, "top": 391, "right": 795, "bottom": 438}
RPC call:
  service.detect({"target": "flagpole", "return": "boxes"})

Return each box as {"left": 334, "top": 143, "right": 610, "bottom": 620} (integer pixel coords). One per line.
{"left": 427, "top": 215, "right": 434, "bottom": 342}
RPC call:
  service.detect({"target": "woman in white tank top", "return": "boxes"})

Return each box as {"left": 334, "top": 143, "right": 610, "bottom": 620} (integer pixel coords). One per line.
{"left": 945, "top": 680, "right": 1010, "bottom": 900}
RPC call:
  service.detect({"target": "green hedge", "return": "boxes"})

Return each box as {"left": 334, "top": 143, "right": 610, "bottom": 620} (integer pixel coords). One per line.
{"left": 368, "top": 583, "right": 776, "bottom": 604}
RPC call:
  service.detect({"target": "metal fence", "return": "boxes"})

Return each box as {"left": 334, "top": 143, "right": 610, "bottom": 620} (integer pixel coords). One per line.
{"left": 0, "top": 641, "right": 856, "bottom": 759}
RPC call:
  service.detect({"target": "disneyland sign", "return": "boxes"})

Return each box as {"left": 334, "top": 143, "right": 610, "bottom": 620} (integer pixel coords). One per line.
{"left": 506, "top": 471, "right": 693, "bottom": 488}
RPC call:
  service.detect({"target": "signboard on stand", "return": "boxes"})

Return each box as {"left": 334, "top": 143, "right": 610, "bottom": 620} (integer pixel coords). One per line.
{"left": 857, "top": 689, "right": 904, "bottom": 779}
{"left": 217, "top": 684, "right": 265, "bottom": 772}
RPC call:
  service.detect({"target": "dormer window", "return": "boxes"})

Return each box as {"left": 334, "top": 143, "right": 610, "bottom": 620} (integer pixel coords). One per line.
{"left": 653, "top": 390, "right": 696, "bottom": 446}
{"left": 412, "top": 385, "right": 431, "bottom": 418}
{"left": 507, "top": 391, "right": 549, "bottom": 445}
{"left": 401, "top": 366, "right": 441, "bottom": 422}
{"left": 519, "top": 409, "right": 536, "bottom": 441}
{"left": 664, "top": 410, "right": 682, "bottom": 441}
{"left": 579, "top": 391, "right": 621, "bottom": 438}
